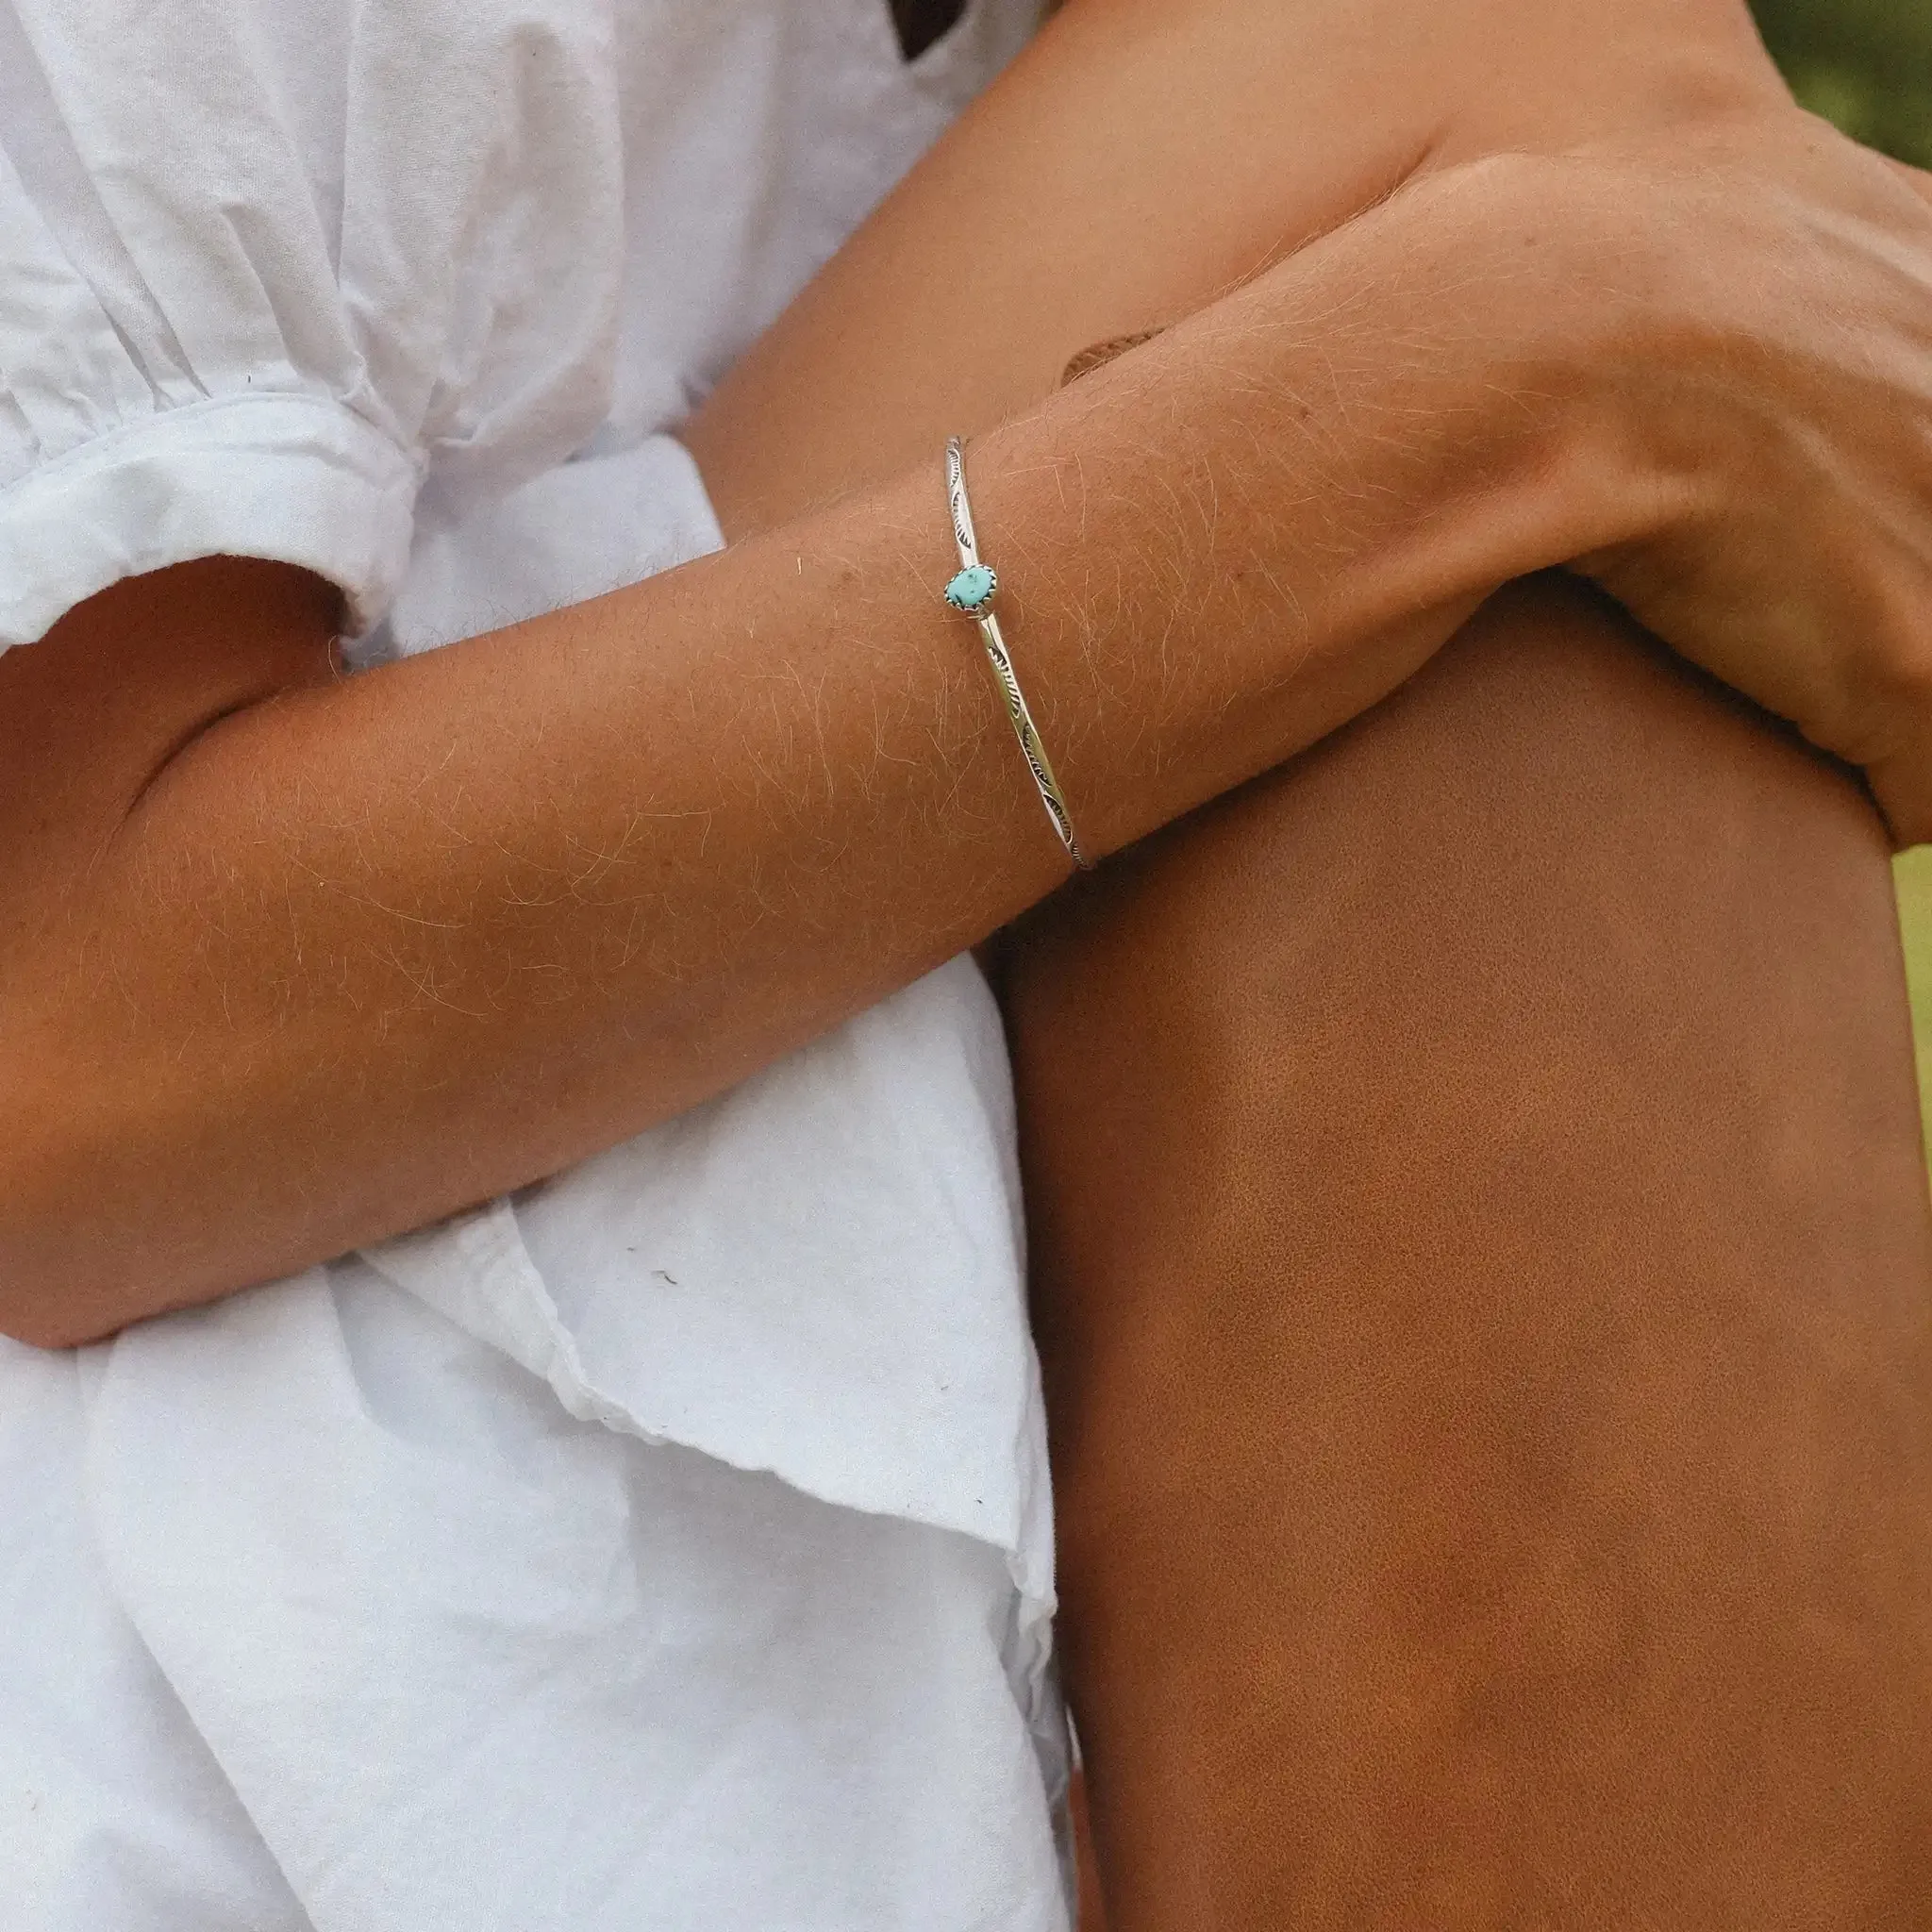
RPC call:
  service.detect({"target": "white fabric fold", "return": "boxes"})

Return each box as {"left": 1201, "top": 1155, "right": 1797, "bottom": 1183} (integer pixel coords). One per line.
{"left": 366, "top": 962, "right": 1047, "bottom": 1568}
{"left": 381, "top": 432, "right": 725, "bottom": 654}
{"left": 0, "top": 0, "right": 1069, "bottom": 1923}
{"left": 0, "top": 392, "right": 419, "bottom": 642}
{"left": 77, "top": 1273, "right": 1069, "bottom": 1931}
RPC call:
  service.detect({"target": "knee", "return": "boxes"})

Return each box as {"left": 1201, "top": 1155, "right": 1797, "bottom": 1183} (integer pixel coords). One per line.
{"left": 1003, "top": 567, "right": 1916, "bottom": 1422}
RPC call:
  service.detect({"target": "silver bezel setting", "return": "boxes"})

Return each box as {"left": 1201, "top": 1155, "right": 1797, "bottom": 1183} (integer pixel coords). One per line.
{"left": 945, "top": 564, "right": 999, "bottom": 618}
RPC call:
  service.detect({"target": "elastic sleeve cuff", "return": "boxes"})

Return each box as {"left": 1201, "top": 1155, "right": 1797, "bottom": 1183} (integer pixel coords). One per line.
{"left": 0, "top": 391, "right": 420, "bottom": 649}
{"left": 380, "top": 431, "right": 725, "bottom": 658}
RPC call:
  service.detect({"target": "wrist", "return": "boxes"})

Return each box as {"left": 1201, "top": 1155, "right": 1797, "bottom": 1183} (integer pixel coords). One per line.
{"left": 1376, "top": 151, "right": 1698, "bottom": 575}
{"left": 964, "top": 158, "right": 1665, "bottom": 852}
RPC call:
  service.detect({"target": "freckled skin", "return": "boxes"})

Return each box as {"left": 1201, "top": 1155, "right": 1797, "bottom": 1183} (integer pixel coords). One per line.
{"left": 2, "top": 23, "right": 1930, "bottom": 1921}
{"left": 686, "top": 5, "right": 1932, "bottom": 1921}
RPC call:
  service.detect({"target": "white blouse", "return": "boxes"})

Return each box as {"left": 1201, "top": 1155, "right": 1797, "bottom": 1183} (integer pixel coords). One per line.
{"left": 0, "top": 4, "right": 1072, "bottom": 1927}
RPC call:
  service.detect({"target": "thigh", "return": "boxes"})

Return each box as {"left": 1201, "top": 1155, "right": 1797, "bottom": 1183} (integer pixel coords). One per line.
{"left": 1002, "top": 575, "right": 1932, "bottom": 1928}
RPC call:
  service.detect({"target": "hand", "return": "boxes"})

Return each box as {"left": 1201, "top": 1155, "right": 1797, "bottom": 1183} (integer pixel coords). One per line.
{"left": 1535, "top": 110, "right": 1932, "bottom": 843}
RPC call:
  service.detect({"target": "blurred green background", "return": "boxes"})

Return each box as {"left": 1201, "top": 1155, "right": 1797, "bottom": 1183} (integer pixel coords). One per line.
{"left": 1749, "top": 0, "right": 1932, "bottom": 1128}
{"left": 1754, "top": 0, "right": 1931, "bottom": 168}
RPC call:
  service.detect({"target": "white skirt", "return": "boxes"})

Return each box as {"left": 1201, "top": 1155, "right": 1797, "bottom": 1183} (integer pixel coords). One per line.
{"left": 0, "top": 430, "right": 1070, "bottom": 1929}
{"left": 0, "top": 966, "right": 1070, "bottom": 1928}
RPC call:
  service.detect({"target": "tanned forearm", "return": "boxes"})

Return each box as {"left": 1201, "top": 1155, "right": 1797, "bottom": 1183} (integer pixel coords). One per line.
{"left": 0, "top": 170, "right": 1627, "bottom": 1345}
{"left": 6, "top": 0, "right": 1932, "bottom": 1345}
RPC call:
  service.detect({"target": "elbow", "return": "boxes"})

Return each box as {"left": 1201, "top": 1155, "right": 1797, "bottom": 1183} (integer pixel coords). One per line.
{"left": 0, "top": 1198, "right": 129, "bottom": 1353}
{"left": 0, "top": 1070, "right": 147, "bottom": 1352}
{"left": 0, "top": 1209, "right": 149, "bottom": 1352}
{"left": 0, "top": 1128, "right": 67, "bottom": 1350}
{"left": 0, "top": 1185, "right": 216, "bottom": 1348}
{"left": 0, "top": 1241, "right": 114, "bottom": 1352}
{"left": 0, "top": 1046, "right": 286, "bottom": 1350}
{"left": 0, "top": 1304, "right": 115, "bottom": 1354}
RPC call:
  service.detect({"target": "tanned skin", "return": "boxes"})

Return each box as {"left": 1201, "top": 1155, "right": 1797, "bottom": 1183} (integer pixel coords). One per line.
{"left": 5, "top": 0, "right": 1929, "bottom": 1917}
{"left": 5, "top": 0, "right": 1931, "bottom": 1347}
{"left": 684, "top": 3, "right": 1932, "bottom": 1921}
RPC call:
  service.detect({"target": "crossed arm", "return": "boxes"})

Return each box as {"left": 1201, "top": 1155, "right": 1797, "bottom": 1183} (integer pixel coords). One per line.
{"left": 3, "top": 0, "right": 1930, "bottom": 1345}
{"left": 687, "top": 8, "right": 1932, "bottom": 1921}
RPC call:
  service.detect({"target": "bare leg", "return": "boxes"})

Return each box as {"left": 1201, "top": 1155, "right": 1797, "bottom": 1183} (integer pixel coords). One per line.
{"left": 675, "top": 8, "right": 1932, "bottom": 1912}
{"left": 1002, "top": 576, "right": 1932, "bottom": 1927}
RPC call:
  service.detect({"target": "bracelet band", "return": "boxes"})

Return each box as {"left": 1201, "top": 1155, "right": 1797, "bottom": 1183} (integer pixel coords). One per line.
{"left": 942, "top": 437, "right": 1094, "bottom": 872}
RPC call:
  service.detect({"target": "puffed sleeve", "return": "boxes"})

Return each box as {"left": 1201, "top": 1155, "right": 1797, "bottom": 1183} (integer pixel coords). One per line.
{"left": 0, "top": 0, "right": 624, "bottom": 651}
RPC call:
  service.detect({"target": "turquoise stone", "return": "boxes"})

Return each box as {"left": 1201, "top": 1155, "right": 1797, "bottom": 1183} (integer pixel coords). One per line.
{"left": 945, "top": 563, "right": 997, "bottom": 614}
